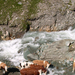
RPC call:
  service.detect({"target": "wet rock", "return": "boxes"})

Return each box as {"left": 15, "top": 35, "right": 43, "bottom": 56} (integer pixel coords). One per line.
{"left": 18, "top": 49, "right": 23, "bottom": 53}
{"left": 26, "top": 39, "right": 75, "bottom": 63}
{"left": 27, "top": 54, "right": 39, "bottom": 61}
{"left": 0, "top": 48, "right": 3, "bottom": 51}
{"left": 39, "top": 39, "right": 75, "bottom": 62}
{"left": 68, "top": 42, "right": 75, "bottom": 51}
{"left": 1, "top": 31, "right": 15, "bottom": 40}
{"left": 35, "top": 37, "right": 39, "bottom": 41}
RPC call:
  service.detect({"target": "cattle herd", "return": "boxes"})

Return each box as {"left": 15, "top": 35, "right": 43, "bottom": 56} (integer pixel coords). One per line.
{"left": 0, "top": 59, "right": 75, "bottom": 75}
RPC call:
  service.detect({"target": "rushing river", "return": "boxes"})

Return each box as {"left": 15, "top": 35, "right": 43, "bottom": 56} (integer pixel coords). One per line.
{"left": 0, "top": 27, "right": 75, "bottom": 75}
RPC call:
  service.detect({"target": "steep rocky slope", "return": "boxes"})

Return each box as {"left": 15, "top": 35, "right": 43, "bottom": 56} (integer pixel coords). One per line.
{"left": 0, "top": 0, "right": 75, "bottom": 39}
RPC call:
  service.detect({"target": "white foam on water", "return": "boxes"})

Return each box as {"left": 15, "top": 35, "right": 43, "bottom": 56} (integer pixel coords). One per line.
{"left": 22, "top": 37, "right": 34, "bottom": 43}
{"left": 0, "top": 39, "right": 25, "bottom": 66}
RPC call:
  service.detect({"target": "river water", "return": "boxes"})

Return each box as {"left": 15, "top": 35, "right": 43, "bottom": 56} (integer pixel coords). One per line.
{"left": 0, "top": 27, "right": 75, "bottom": 75}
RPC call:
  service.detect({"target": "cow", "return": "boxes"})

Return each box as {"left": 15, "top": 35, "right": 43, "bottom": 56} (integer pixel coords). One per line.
{"left": 3, "top": 67, "right": 20, "bottom": 75}
{"left": 33, "top": 60, "right": 51, "bottom": 69}
{"left": 72, "top": 59, "right": 75, "bottom": 72}
{"left": 19, "top": 62, "right": 26, "bottom": 69}
{"left": 29, "top": 64, "right": 48, "bottom": 75}
{"left": 19, "top": 61, "right": 34, "bottom": 69}
{"left": 0, "top": 61, "right": 8, "bottom": 73}
{"left": 20, "top": 68, "right": 41, "bottom": 75}
{"left": 6, "top": 67, "right": 20, "bottom": 72}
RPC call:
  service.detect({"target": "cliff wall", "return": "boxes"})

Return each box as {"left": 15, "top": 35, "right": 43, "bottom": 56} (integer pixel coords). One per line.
{"left": 0, "top": 0, "right": 75, "bottom": 39}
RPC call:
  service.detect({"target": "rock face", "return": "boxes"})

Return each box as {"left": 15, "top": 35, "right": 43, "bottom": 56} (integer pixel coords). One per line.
{"left": 0, "top": 0, "right": 75, "bottom": 39}
{"left": 39, "top": 39, "right": 75, "bottom": 62}
{"left": 27, "top": 39, "right": 75, "bottom": 61}
{"left": 26, "top": 39, "right": 75, "bottom": 62}
{"left": 30, "top": 0, "right": 75, "bottom": 32}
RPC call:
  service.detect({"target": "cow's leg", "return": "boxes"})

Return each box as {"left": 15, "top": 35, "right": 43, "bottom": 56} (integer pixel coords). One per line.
{"left": 72, "top": 67, "right": 74, "bottom": 73}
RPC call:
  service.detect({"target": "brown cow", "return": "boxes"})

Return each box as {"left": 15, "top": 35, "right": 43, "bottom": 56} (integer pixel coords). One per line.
{"left": 33, "top": 60, "right": 50, "bottom": 69}
{"left": 72, "top": 59, "right": 75, "bottom": 72}
{"left": 0, "top": 61, "right": 8, "bottom": 73}
{"left": 29, "top": 64, "right": 47, "bottom": 75}
{"left": 20, "top": 68, "right": 41, "bottom": 75}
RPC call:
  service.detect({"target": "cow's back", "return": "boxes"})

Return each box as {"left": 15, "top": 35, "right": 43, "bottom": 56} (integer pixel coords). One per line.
{"left": 20, "top": 68, "right": 39, "bottom": 75}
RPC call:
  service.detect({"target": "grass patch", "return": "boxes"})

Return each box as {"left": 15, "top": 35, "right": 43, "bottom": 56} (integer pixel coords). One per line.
{"left": 0, "top": 31, "right": 2, "bottom": 36}
{"left": 0, "top": 0, "right": 23, "bottom": 21}
{"left": 27, "top": 0, "right": 42, "bottom": 18}
{"left": 0, "top": 0, "right": 42, "bottom": 31}
{"left": 68, "top": 0, "right": 72, "bottom": 5}
{"left": 22, "top": 0, "right": 42, "bottom": 31}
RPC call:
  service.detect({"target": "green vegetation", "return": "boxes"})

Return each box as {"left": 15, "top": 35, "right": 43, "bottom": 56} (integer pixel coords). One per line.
{"left": 0, "top": 0, "right": 23, "bottom": 21}
{"left": 0, "top": 0, "right": 42, "bottom": 31}
{"left": 27, "top": 0, "right": 42, "bottom": 18}
{"left": 0, "top": 31, "right": 2, "bottom": 36}
{"left": 68, "top": 0, "right": 72, "bottom": 5}
{"left": 22, "top": 0, "right": 42, "bottom": 31}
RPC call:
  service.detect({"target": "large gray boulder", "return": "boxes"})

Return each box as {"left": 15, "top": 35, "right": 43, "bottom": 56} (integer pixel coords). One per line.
{"left": 39, "top": 39, "right": 75, "bottom": 62}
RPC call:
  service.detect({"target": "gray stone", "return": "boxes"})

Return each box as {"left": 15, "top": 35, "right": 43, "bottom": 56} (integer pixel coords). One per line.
{"left": 0, "top": 0, "right": 75, "bottom": 39}
{"left": 27, "top": 54, "right": 39, "bottom": 61}
{"left": 39, "top": 39, "right": 75, "bottom": 62}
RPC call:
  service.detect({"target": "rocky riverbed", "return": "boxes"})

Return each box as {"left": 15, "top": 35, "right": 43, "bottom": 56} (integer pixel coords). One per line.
{"left": 40, "top": 39, "right": 75, "bottom": 61}
{"left": 26, "top": 39, "right": 75, "bottom": 75}
{"left": 27, "top": 39, "right": 75, "bottom": 61}
{"left": 0, "top": 0, "right": 75, "bottom": 40}
{"left": 1, "top": 37, "right": 75, "bottom": 75}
